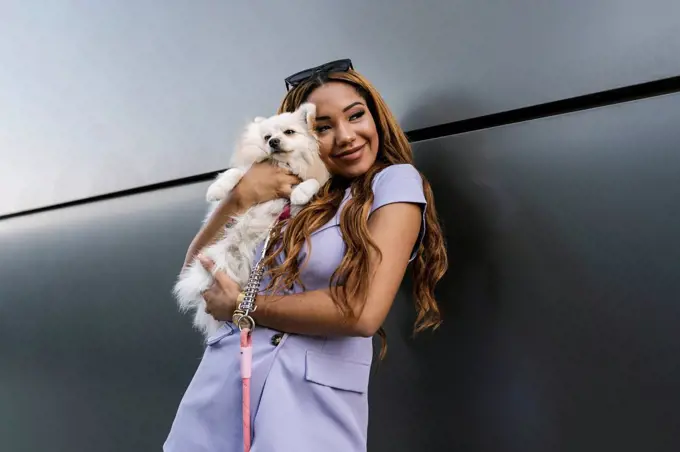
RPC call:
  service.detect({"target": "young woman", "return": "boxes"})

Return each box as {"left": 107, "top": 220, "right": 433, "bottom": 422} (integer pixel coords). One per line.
{"left": 164, "top": 59, "right": 448, "bottom": 452}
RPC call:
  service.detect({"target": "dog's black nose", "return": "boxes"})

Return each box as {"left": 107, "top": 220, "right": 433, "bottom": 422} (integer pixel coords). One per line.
{"left": 269, "top": 138, "right": 280, "bottom": 149}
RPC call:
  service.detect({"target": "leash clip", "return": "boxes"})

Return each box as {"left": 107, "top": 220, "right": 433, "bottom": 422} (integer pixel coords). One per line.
{"left": 232, "top": 308, "right": 256, "bottom": 332}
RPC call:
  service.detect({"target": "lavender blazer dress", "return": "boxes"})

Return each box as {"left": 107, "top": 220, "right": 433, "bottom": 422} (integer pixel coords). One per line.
{"left": 164, "top": 164, "right": 427, "bottom": 452}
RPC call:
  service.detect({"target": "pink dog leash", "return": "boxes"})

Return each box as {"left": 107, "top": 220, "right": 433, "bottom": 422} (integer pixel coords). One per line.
{"left": 232, "top": 204, "right": 291, "bottom": 452}
{"left": 240, "top": 328, "right": 253, "bottom": 452}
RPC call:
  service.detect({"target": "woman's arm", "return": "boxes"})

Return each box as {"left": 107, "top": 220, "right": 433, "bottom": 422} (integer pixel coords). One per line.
{"left": 252, "top": 202, "right": 423, "bottom": 337}
{"left": 183, "top": 195, "right": 246, "bottom": 267}
{"left": 183, "top": 163, "right": 302, "bottom": 267}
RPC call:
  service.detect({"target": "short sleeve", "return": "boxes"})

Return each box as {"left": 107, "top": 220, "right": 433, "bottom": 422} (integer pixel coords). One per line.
{"left": 370, "top": 164, "right": 427, "bottom": 262}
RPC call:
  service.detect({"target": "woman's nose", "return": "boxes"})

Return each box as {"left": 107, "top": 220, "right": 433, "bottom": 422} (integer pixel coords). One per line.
{"left": 335, "top": 123, "right": 356, "bottom": 146}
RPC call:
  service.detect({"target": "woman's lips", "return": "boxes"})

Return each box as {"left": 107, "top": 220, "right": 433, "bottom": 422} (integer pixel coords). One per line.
{"left": 334, "top": 143, "right": 365, "bottom": 162}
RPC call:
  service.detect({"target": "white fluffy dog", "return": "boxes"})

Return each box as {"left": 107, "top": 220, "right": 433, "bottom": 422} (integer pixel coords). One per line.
{"left": 173, "top": 103, "right": 330, "bottom": 339}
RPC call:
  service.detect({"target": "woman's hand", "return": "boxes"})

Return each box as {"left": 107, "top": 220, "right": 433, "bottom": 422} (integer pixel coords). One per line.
{"left": 232, "top": 161, "right": 302, "bottom": 210}
{"left": 198, "top": 255, "right": 242, "bottom": 322}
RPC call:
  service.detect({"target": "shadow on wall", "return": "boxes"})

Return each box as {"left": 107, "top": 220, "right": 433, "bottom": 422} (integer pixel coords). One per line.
{"left": 399, "top": 87, "right": 507, "bottom": 330}
{"left": 367, "top": 90, "right": 515, "bottom": 450}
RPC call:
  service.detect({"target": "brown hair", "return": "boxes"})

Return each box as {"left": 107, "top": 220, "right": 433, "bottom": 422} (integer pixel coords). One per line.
{"left": 262, "top": 69, "right": 448, "bottom": 356}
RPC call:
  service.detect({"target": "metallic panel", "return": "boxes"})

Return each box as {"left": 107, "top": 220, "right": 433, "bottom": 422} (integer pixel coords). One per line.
{"left": 2, "top": 0, "right": 680, "bottom": 215}
{"left": 371, "top": 92, "right": 680, "bottom": 451}
{"left": 2, "top": 92, "right": 680, "bottom": 451}
{"left": 0, "top": 181, "right": 210, "bottom": 451}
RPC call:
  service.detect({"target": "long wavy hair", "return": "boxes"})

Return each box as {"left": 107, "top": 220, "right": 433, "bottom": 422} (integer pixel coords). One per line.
{"left": 261, "top": 69, "right": 448, "bottom": 356}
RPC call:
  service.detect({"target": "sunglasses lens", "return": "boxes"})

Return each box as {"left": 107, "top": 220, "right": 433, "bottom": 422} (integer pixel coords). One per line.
{"left": 322, "top": 59, "right": 352, "bottom": 74}
{"left": 285, "top": 59, "right": 353, "bottom": 90}
{"left": 286, "top": 69, "right": 314, "bottom": 87}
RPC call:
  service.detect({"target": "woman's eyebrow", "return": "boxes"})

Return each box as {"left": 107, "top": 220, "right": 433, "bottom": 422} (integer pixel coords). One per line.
{"left": 342, "top": 101, "right": 364, "bottom": 112}
{"left": 316, "top": 102, "right": 365, "bottom": 122}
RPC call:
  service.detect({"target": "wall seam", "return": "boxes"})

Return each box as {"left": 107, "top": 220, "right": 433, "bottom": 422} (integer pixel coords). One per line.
{"left": 2, "top": 75, "right": 679, "bottom": 221}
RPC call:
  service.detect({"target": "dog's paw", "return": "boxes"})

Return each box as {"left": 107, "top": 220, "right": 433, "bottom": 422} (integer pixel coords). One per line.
{"left": 206, "top": 169, "right": 244, "bottom": 202}
{"left": 290, "top": 179, "right": 321, "bottom": 205}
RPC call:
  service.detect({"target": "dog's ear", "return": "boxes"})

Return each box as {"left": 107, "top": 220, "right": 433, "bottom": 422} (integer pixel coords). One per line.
{"left": 253, "top": 116, "right": 267, "bottom": 124}
{"left": 298, "top": 103, "right": 316, "bottom": 127}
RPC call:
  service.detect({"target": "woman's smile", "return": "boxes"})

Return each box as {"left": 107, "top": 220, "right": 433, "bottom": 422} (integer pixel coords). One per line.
{"left": 333, "top": 142, "right": 366, "bottom": 161}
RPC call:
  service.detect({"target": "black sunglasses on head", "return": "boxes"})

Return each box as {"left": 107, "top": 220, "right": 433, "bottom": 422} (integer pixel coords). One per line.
{"left": 284, "top": 58, "right": 354, "bottom": 91}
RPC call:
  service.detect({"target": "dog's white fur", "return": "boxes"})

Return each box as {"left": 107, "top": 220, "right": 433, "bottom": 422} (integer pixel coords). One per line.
{"left": 173, "top": 103, "right": 330, "bottom": 338}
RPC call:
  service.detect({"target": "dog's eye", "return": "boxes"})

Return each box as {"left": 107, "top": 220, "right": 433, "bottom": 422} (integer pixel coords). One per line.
{"left": 283, "top": 130, "right": 295, "bottom": 135}
{"left": 264, "top": 135, "right": 272, "bottom": 141}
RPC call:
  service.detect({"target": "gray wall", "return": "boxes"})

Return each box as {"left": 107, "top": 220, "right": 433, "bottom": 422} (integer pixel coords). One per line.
{"left": 372, "top": 92, "right": 680, "bottom": 451}
{"left": 2, "top": 1, "right": 680, "bottom": 451}
{"left": 2, "top": 0, "right": 680, "bottom": 216}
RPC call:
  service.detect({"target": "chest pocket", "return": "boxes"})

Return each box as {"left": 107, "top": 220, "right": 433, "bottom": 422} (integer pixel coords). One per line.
{"left": 298, "top": 214, "right": 345, "bottom": 291}
{"left": 304, "top": 350, "right": 370, "bottom": 394}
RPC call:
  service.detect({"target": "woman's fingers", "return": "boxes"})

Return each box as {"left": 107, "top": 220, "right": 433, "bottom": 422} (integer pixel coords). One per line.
{"left": 198, "top": 254, "right": 214, "bottom": 272}
{"left": 284, "top": 173, "right": 302, "bottom": 186}
{"left": 201, "top": 282, "right": 217, "bottom": 312}
{"left": 273, "top": 165, "right": 301, "bottom": 181}
{"left": 213, "top": 269, "right": 238, "bottom": 293}
{"left": 198, "top": 255, "right": 238, "bottom": 291}
{"left": 275, "top": 169, "right": 302, "bottom": 198}
{"left": 278, "top": 183, "right": 294, "bottom": 197}
{"left": 237, "top": 163, "right": 303, "bottom": 203}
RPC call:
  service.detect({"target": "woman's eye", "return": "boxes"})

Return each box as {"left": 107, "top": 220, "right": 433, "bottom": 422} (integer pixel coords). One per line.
{"left": 349, "top": 110, "right": 365, "bottom": 121}
{"left": 264, "top": 134, "right": 272, "bottom": 141}
{"left": 284, "top": 129, "right": 295, "bottom": 135}
{"left": 315, "top": 125, "right": 330, "bottom": 133}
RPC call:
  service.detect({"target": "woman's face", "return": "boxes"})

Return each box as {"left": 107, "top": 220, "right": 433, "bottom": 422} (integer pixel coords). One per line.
{"left": 305, "top": 81, "right": 380, "bottom": 178}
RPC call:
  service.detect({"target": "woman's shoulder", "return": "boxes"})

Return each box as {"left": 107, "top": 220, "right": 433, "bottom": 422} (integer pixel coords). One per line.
{"left": 370, "top": 163, "right": 426, "bottom": 212}
{"left": 372, "top": 163, "right": 421, "bottom": 184}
